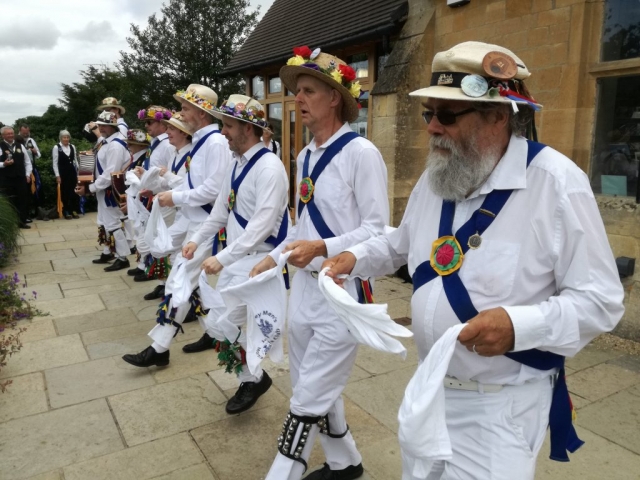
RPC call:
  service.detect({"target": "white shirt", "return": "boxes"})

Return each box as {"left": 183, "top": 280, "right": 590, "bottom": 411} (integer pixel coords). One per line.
{"left": 161, "top": 143, "right": 192, "bottom": 191}
{"left": 349, "top": 135, "right": 625, "bottom": 385}
{"left": 171, "top": 124, "right": 233, "bottom": 223}
{"left": 190, "top": 142, "right": 288, "bottom": 267}
{"left": 149, "top": 133, "right": 174, "bottom": 169}
{"left": 269, "top": 122, "right": 389, "bottom": 272}
{"left": 88, "top": 132, "right": 131, "bottom": 193}
{"left": 52, "top": 143, "right": 78, "bottom": 177}
{"left": 23, "top": 137, "right": 41, "bottom": 159}
{"left": 0, "top": 141, "right": 32, "bottom": 177}
{"left": 117, "top": 118, "right": 128, "bottom": 137}
{"left": 263, "top": 139, "right": 281, "bottom": 159}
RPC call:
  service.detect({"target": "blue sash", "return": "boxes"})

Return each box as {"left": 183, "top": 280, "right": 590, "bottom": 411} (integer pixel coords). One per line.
{"left": 172, "top": 151, "right": 189, "bottom": 175}
{"left": 96, "top": 138, "right": 128, "bottom": 208}
{"left": 144, "top": 136, "right": 167, "bottom": 170}
{"left": 186, "top": 129, "right": 220, "bottom": 214}
{"left": 412, "top": 141, "right": 583, "bottom": 462}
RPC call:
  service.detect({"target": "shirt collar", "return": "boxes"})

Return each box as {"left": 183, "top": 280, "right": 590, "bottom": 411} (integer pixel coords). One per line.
{"left": 308, "top": 122, "right": 353, "bottom": 153}
{"left": 192, "top": 123, "right": 220, "bottom": 143}
{"left": 234, "top": 141, "right": 266, "bottom": 167}
{"left": 106, "top": 131, "right": 120, "bottom": 143}
{"left": 177, "top": 143, "right": 191, "bottom": 156}
{"left": 156, "top": 133, "right": 168, "bottom": 142}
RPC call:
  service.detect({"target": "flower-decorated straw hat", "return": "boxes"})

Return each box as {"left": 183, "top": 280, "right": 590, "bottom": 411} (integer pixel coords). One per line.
{"left": 410, "top": 41, "right": 541, "bottom": 110}
{"left": 96, "top": 97, "right": 126, "bottom": 114}
{"left": 95, "top": 110, "right": 119, "bottom": 126}
{"left": 173, "top": 84, "right": 219, "bottom": 117}
{"left": 210, "top": 95, "right": 270, "bottom": 132}
{"left": 126, "top": 129, "right": 151, "bottom": 146}
{"left": 137, "top": 105, "right": 173, "bottom": 122}
{"left": 280, "top": 46, "right": 362, "bottom": 123}
{"left": 161, "top": 111, "right": 195, "bottom": 136}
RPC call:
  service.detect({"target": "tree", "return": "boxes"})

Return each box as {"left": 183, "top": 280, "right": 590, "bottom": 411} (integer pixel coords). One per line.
{"left": 14, "top": 104, "right": 71, "bottom": 140}
{"left": 118, "top": 0, "right": 259, "bottom": 107}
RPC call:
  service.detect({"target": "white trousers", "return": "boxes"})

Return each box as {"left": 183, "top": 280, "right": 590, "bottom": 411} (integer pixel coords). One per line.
{"left": 136, "top": 205, "right": 179, "bottom": 270}
{"left": 96, "top": 190, "right": 129, "bottom": 258}
{"left": 266, "top": 270, "right": 362, "bottom": 480}
{"left": 421, "top": 377, "right": 553, "bottom": 480}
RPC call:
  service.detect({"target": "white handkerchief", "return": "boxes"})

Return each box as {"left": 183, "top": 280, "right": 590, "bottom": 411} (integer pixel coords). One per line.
{"left": 144, "top": 197, "right": 173, "bottom": 255}
{"left": 165, "top": 255, "right": 191, "bottom": 307}
{"left": 140, "top": 166, "right": 164, "bottom": 193}
{"left": 125, "top": 170, "right": 141, "bottom": 187}
{"left": 318, "top": 268, "right": 413, "bottom": 358}
{"left": 398, "top": 323, "right": 467, "bottom": 479}
{"left": 198, "top": 270, "right": 245, "bottom": 342}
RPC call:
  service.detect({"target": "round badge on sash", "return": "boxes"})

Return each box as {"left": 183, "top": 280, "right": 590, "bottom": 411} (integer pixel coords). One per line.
{"left": 460, "top": 75, "right": 489, "bottom": 98}
{"left": 430, "top": 236, "right": 464, "bottom": 276}
{"left": 468, "top": 233, "right": 482, "bottom": 250}
{"left": 228, "top": 190, "right": 236, "bottom": 210}
{"left": 299, "top": 177, "right": 314, "bottom": 204}
{"left": 482, "top": 51, "right": 518, "bottom": 80}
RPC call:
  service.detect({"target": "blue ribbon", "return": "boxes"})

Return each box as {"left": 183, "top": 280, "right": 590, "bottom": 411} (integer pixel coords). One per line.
{"left": 172, "top": 151, "right": 189, "bottom": 175}
{"left": 144, "top": 136, "right": 167, "bottom": 170}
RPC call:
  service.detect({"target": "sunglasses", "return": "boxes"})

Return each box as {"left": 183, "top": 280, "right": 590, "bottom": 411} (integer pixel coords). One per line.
{"left": 144, "top": 120, "right": 157, "bottom": 126}
{"left": 421, "top": 108, "right": 476, "bottom": 126}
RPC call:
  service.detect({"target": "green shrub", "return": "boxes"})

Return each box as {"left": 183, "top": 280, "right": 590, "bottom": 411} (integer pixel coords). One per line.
{"left": 0, "top": 195, "right": 21, "bottom": 268}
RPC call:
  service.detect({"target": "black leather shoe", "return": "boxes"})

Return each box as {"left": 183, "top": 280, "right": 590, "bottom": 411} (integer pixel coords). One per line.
{"left": 25, "top": 218, "right": 33, "bottom": 223}
{"left": 127, "top": 267, "right": 145, "bottom": 276}
{"left": 134, "top": 272, "right": 155, "bottom": 282}
{"left": 93, "top": 253, "right": 114, "bottom": 264}
{"left": 182, "top": 333, "right": 215, "bottom": 353}
{"left": 144, "top": 285, "right": 165, "bottom": 301}
{"left": 104, "top": 258, "right": 130, "bottom": 272}
{"left": 183, "top": 309, "right": 198, "bottom": 323}
{"left": 130, "top": 246, "right": 137, "bottom": 255}
{"left": 225, "top": 371, "right": 272, "bottom": 414}
{"left": 304, "top": 463, "right": 364, "bottom": 480}
{"left": 19, "top": 223, "right": 31, "bottom": 229}
{"left": 122, "top": 346, "right": 169, "bottom": 367}
{"left": 72, "top": 211, "right": 80, "bottom": 219}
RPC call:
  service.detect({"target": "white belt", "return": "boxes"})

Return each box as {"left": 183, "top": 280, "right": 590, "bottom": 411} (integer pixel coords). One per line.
{"left": 443, "top": 376, "right": 503, "bottom": 393}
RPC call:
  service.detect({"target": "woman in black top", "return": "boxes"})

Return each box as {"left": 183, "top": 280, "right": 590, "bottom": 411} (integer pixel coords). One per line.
{"left": 52, "top": 130, "right": 80, "bottom": 219}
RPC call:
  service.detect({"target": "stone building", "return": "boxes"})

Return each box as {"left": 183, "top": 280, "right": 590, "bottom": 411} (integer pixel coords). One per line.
{"left": 227, "top": 0, "right": 640, "bottom": 339}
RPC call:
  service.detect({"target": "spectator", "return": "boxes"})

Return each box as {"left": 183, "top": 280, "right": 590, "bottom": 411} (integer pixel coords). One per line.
{"left": 19, "top": 124, "right": 44, "bottom": 218}
{"left": 52, "top": 130, "right": 80, "bottom": 219}
{"left": 0, "top": 126, "right": 32, "bottom": 228}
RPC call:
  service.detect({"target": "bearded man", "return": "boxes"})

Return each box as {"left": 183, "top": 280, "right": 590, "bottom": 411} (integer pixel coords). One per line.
{"left": 323, "top": 42, "right": 624, "bottom": 480}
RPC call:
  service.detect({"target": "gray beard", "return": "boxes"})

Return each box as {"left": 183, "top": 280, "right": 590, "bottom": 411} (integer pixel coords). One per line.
{"left": 426, "top": 135, "right": 501, "bottom": 202}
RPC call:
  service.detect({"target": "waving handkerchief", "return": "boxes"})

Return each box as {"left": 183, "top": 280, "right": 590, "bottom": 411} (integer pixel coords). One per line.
{"left": 398, "top": 323, "right": 467, "bottom": 480}
{"left": 318, "top": 268, "right": 413, "bottom": 358}
{"left": 198, "top": 270, "right": 247, "bottom": 342}
{"left": 144, "top": 197, "right": 173, "bottom": 255}
{"left": 140, "top": 166, "right": 164, "bottom": 193}
{"left": 165, "top": 255, "right": 192, "bottom": 306}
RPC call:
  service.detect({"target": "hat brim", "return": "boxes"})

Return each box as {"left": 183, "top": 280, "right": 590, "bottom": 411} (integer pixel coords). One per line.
{"left": 409, "top": 86, "right": 542, "bottom": 109}
{"left": 95, "top": 121, "right": 119, "bottom": 127}
{"left": 127, "top": 141, "right": 149, "bottom": 146}
{"left": 96, "top": 104, "right": 126, "bottom": 114}
{"left": 280, "top": 65, "right": 360, "bottom": 123}
{"left": 173, "top": 95, "right": 217, "bottom": 118}
{"left": 161, "top": 118, "right": 193, "bottom": 137}
{"left": 209, "top": 109, "right": 272, "bottom": 134}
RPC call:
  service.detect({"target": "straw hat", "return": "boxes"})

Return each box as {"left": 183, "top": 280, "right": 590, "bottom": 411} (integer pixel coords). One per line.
{"left": 96, "top": 97, "right": 126, "bottom": 114}
{"left": 210, "top": 95, "right": 270, "bottom": 132}
{"left": 137, "top": 105, "right": 173, "bottom": 122}
{"left": 173, "top": 84, "right": 219, "bottom": 117}
{"left": 161, "top": 111, "right": 195, "bottom": 136}
{"left": 126, "top": 128, "right": 151, "bottom": 146}
{"left": 95, "top": 111, "right": 119, "bottom": 126}
{"left": 409, "top": 41, "right": 541, "bottom": 110}
{"left": 280, "top": 46, "right": 362, "bottom": 123}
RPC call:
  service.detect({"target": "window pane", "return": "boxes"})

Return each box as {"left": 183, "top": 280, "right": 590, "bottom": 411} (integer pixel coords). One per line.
{"left": 602, "top": 0, "right": 640, "bottom": 61}
{"left": 347, "top": 53, "right": 369, "bottom": 79}
{"left": 590, "top": 75, "right": 640, "bottom": 199}
{"left": 289, "top": 110, "right": 297, "bottom": 208}
{"left": 252, "top": 75, "right": 265, "bottom": 100}
{"left": 349, "top": 91, "right": 369, "bottom": 138}
{"left": 268, "top": 103, "right": 282, "bottom": 157}
{"left": 269, "top": 76, "right": 282, "bottom": 94}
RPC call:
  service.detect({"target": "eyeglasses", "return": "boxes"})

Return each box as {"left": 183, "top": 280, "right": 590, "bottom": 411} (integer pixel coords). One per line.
{"left": 144, "top": 120, "right": 155, "bottom": 126}
{"left": 421, "top": 108, "right": 476, "bottom": 126}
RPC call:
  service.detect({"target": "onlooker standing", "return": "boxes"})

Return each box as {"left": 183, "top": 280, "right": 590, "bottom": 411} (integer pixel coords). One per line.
{"left": 19, "top": 124, "right": 44, "bottom": 217}
{"left": 0, "top": 126, "right": 32, "bottom": 228}
{"left": 52, "top": 130, "right": 80, "bottom": 219}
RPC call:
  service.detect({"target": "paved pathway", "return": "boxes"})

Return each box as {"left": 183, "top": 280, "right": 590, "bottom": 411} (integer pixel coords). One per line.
{"left": 0, "top": 214, "right": 639, "bottom": 479}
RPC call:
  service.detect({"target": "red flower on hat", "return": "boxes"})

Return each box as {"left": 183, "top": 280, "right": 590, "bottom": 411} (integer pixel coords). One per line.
{"left": 293, "top": 46, "right": 313, "bottom": 58}
{"left": 338, "top": 64, "right": 356, "bottom": 83}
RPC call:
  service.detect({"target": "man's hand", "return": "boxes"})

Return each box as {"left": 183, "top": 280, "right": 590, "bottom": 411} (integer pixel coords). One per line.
{"left": 75, "top": 185, "right": 86, "bottom": 196}
{"left": 458, "top": 307, "right": 515, "bottom": 356}
{"left": 26, "top": 176, "right": 31, "bottom": 184}
{"left": 134, "top": 166, "right": 145, "bottom": 178}
{"left": 30, "top": 147, "right": 37, "bottom": 155}
{"left": 157, "top": 191, "right": 174, "bottom": 207}
{"left": 139, "top": 189, "right": 153, "bottom": 198}
{"left": 283, "top": 240, "right": 327, "bottom": 269}
{"left": 159, "top": 167, "right": 167, "bottom": 176}
{"left": 120, "top": 204, "right": 128, "bottom": 214}
{"left": 56, "top": 176, "right": 61, "bottom": 184}
{"left": 321, "top": 252, "right": 357, "bottom": 286}
{"left": 202, "top": 256, "right": 223, "bottom": 275}
{"left": 3, "top": 158, "right": 14, "bottom": 166}
{"left": 250, "top": 255, "right": 277, "bottom": 277}
{"left": 182, "top": 242, "right": 198, "bottom": 260}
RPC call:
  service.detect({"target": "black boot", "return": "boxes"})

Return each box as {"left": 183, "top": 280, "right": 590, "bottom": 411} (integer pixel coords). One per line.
{"left": 225, "top": 371, "right": 272, "bottom": 414}
{"left": 183, "top": 309, "right": 198, "bottom": 323}
{"left": 127, "top": 267, "right": 145, "bottom": 276}
{"left": 104, "top": 258, "right": 130, "bottom": 272}
{"left": 182, "top": 333, "right": 215, "bottom": 353}
{"left": 134, "top": 272, "right": 155, "bottom": 282}
{"left": 304, "top": 463, "right": 364, "bottom": 480}
{"left": 144, "top": 285, "right": 165, "bottom": 301}
{"left": 93, "top": 253, "right": 114, "bottom": 264}
{"left": 122, "top": 346, "right": 170, "bottom": 367}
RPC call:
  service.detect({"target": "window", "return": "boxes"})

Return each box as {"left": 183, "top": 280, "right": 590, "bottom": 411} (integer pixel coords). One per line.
{"left": 252, "top": 76, "right": 265, "bottom": 100}
{"left": 349, "top": 91, "right": 369, "bottom": 137}
{"left": 269, "top": 76, "right": 282, "bottom": 94}
{"left": 347, "top": 53, "right": 369, "bottom": 79}
{"left": 602, "top": 0, "right": 640, "bottom": 61}
{"left": 590, "top": 75, "right": 640, "bottom": 198}
{"left": 268, "top": 103, "right": 283, "bottom": 150}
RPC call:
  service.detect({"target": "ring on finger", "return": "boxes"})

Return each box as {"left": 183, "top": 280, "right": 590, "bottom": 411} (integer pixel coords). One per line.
{"left": 472, "top": 344, "right": 477, "bottom": 354}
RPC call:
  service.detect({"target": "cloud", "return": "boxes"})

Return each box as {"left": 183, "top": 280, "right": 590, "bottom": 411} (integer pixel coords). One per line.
{"left": 0, "top": 99, "right": 40, "bottom": 125}
{"left": 69, "top": 21, "right": 117, "bottom": 43}
{"left": 0, "top": 18, "right": 61, "bottom": 50}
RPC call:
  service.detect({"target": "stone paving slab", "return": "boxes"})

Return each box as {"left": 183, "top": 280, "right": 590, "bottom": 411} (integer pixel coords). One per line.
{"left": 22, "top": 269, "right": 88, "bottom": 286}
{"left": 355, "top": 341, "right": 418, "bottom": 376}
{"left": 108, "top": 374, "right": 228, "bottom": 446}
{"left": 33, "top": 294, "right": 105, "bottom": 320}
{"left": 20, "top": 319, "right": 57, "bottom": 343}
{"left": 1, "top": 261, "right": 53, "bottom": 275}
{"left": 0, "top": 372, "right": 48, "bottom": 423}
{"left": 0, "top": 399, "right": 123, "bottom": 479}
{"left": 152, "top": 464, "right": 217, "bottom": 480}
{"left": 567, "top": 363, "right": 640, "bottom": 402}
{"left": 80, "top": 321, "right": 160, "bottom": 346}
{"left": 0, "top": 334, "right": 88, "bottom": 380}
{"left": 19, "top": 244, "right": 46, "bottom": 254}
{"left": 45, "top": 356, "right": 156, "bottom": 409}
{"left": 25, "top": 471, "right": 64, "bottom": 480}
{"left": 59, "top": 276, "right": 129, "bottom": 291}
{"left": 17, "top": 249, "right": 75, "bottom": 264}
{"left": 23, "top": 234, "right": 65, "bottom": 245}
{"left": 19, "top": 283, "right": 62, "bottom": 302}
{"left": 565, "top": 344, "right": 622, "bottom": 371}
{"left": 86, "top": 334, "right": 155, "bottom": 360}
{"left": 55, "top": 307, "right": 138, "bottom": 335}
{"left": 63, "top": 281, "right": 131, "bottom": 298}
{"left": 152, "top": 340, "right": 223, "bottom": 384}
{"left": 62, "top": 433, "right": 208, "bottom": 480}
{"left": 44, "top": 239, "right": 101, "bottom": 251}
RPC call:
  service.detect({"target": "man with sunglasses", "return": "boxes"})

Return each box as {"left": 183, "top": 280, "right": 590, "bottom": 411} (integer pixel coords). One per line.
{"left": 322, "top": 41, "right": 624, "bottom": 479}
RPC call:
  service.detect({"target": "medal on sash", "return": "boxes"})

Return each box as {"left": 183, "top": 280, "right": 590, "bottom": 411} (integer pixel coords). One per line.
{"left": 468, "top": 233, "right": 482, "bottom": 249}
{"left": 228, "top": 189, "right": 236, "bottom": 210}
{"left": 430, "top": 235, "right": 464, "bottom": 276}
{"left": 299, "top": 177, "right": 314, "bottom": 203}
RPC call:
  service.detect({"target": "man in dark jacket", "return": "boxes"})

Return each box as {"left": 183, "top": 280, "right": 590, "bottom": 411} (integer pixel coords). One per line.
{"left": 0, "top": 126, "right": 32, "bottom": 228}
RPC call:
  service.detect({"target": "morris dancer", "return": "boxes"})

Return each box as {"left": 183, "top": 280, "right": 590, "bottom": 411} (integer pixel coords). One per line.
{"left": 75, "top": 111, "right": 131, "bottom": 271}
{"left": 95, "top": 97, "right": 129, "bottom": 137}
{"left": 181, "top": 94, "right": 288, "bottom": 413}
{"left": 123, "top": 129, "right": 151, "bottom": 251}
{"left": 122, "top": 84, "right": 232, "bottom": 368}
{"left": 252, "top": 48, "right": 389, "bottom": 480}
{"left": 323, "top": 42, "right": 625, "bottom": 479}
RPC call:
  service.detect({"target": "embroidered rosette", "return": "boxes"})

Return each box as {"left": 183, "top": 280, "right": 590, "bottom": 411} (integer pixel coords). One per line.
{"left": 299, "top": 177, "right": 314, "bottom": 204}
{"left": 430, "top": 236, "right": 464, "bottom": 276}
{"left": 228, "top": 189, "right": 236, "bottom": 210}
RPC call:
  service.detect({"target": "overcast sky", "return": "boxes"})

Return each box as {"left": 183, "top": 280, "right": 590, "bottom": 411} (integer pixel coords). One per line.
{"left": 0, "top": 0, "right": 274, "bottom": 126}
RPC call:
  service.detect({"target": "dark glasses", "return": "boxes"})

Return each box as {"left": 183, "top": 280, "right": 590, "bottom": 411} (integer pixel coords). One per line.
{"left": 421, "top": 108, "right": 476, "bottom": 125}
